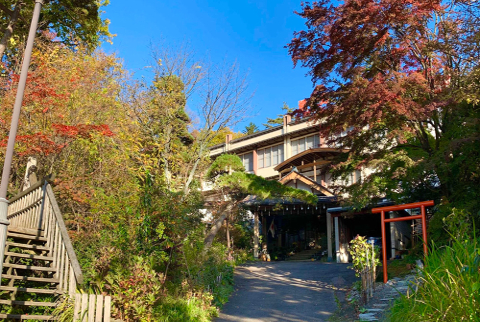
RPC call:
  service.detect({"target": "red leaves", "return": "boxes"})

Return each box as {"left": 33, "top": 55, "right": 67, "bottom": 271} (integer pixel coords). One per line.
{"left": 289, "top": 0, "right": 443, "bottom": 82}
{"left": 52, "top": 123, "right": 115, "bottom": 139}
{"left": 0, "top": 124, "right": 116, "bottom": 157}
{"left": 14, "top": 133, "right": 65, "bottom": 156}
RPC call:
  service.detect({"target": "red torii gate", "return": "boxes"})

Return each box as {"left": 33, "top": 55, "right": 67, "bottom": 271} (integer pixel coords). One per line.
{"left": 372, "top": 200, "right": 434, "bottom": 283}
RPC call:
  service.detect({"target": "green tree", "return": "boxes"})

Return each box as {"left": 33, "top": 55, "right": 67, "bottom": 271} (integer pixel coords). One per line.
{"left": 203, "top": 154, "right": 317, "bottom": 248}
{"left": 132, "top": 73, "right": 194, "bottom": 189}
{"left": 263, "top": 102, "right": 295, "bottom": 128}
{"left": 243, "top": 122, "right": 259, "bottom": 135}
{"left": 0, "top": 0, "right": 112, "bottom": 59}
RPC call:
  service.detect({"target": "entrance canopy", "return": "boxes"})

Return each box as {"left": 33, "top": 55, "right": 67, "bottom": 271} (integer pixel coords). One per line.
{"left": 274, "top": 147, "right": 348, "bottom": 175}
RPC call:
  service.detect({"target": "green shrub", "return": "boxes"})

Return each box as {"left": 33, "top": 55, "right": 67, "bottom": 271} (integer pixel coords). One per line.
{"left": 183, "top": 239, "right": 235, "bottom": 308}
{"left": 388, "top": 237, "right": 480, "bottom": 321}
{"left": 105, "top": 256, "right": 166, "bottom": 322}
{"left": 154, "top": 295, "right": 217, "bottom": 322}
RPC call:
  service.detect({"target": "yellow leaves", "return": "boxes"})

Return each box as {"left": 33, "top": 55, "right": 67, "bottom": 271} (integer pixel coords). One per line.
{"left": 8, "top": 37, "right": 17, "bottom": 47}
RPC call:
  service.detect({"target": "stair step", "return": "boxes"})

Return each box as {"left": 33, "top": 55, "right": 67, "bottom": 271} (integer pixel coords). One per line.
{"left": 7, "top": 232, "right": 48, "bottom": 242}
{"left": 0, "top": 286, "right": 60, "bottom": 294}
{"left": 0, "top": 299, "right": 57, "bottom": 307}
{"left": 6, "top": 241, "right": 50, "bottom": 251}
{"left": 0, "top": 314, "right": 57, "bottom": 320}
{"left": 2, "top": 274, "right": 59, "bottom": 283}
{"left": 4, "top": 252, "right": 53, "bottom": 261}
{"left": 8, "top": 226, "right": 44, "bottom": 237}
{"left": 4, "top": 263, "right": 56, "bottom": 272}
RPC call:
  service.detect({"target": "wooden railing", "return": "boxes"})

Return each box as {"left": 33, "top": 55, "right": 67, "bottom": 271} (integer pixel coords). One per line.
{"left": 7, "top": 179, "right": 46, "bottom": 231}
{"left": 6, "top": 178, "right": 114, "bottom": 320}
{"left": 7, "top": 179, "right": 83, "bottom": 294}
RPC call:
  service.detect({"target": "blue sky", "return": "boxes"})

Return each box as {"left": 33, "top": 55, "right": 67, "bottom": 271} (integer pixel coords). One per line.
{"left": 102, "top": 0, "right": 314, "bottom": 131}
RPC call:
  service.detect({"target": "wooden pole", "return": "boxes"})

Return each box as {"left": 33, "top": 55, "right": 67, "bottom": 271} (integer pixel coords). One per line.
{"left": 253, "top": 211, "right": 259, "bottom": 258}
{"left": 0, "top": 0, "right": 44, "bottom": 285}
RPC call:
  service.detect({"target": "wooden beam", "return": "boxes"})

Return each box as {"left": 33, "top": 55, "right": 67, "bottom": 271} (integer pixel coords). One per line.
{"left": 279, "top": 160, "right": 331, "bottom": 174}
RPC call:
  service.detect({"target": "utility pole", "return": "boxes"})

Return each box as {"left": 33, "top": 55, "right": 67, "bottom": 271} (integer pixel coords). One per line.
{"left": 0, "top": 0, "right": 44, "bottom": 282}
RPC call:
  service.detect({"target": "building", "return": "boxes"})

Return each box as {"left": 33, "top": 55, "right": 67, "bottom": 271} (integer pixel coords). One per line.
{"left": 209, "top": 103, "right": 413, "bottom": 262}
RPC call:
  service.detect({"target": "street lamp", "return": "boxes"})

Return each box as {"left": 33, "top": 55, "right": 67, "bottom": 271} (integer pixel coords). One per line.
{"left": 0, "top": 0, "right": 44, "bottom": 282}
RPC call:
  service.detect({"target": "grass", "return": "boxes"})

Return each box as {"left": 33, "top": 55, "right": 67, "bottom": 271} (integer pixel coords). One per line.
{"left": 384, "top": 259, "right": 416, "bottom": 280}
{"left": 387, "top": 237, "right": 480, "bottom": 322}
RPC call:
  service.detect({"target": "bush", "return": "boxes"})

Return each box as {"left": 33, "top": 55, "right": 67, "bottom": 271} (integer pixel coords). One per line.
{"left": 183, "top": 237, "right": 235, "bottom": 308}
{"left": 105, "top": 256, "right": 166, "bottom": 322}
{"left": 388, "top": 236, "right": 480, "bottom": 321}
{"left": 154, "top": 294, "right": 217, "bottom": 322}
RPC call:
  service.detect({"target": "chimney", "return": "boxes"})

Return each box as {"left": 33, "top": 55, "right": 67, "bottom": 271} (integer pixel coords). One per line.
{"left": 298, "top": 99, "right": 307, "bottom": 110}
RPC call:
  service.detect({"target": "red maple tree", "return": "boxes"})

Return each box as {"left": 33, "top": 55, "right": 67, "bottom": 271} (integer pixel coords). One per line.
{"left": 288, "top": 0, "right": 480, "bottom": 203}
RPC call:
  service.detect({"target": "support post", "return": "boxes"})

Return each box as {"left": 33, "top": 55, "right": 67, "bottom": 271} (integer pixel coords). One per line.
{"left": 334, "top": 216, "right": 340, "bottom": 263}
{"left": 421, "top": 205, "right": 428, "bottom": 256}
{"left": 326, "top": 212, "right": 332, "bottom": 261}
{"left": 253, "top": 211, "right": 259, "bottom": 258}
{"left": 390, "top": 211, "right": 395, "bottom": 260}
{"left": 225, "top": 217, "right": 230, "bottom": 249}
{"left": 0, "top": 0, "right": 44, "bottom": 284}
{"left": 381, "top": 211, "right": 387, "bottom": 283}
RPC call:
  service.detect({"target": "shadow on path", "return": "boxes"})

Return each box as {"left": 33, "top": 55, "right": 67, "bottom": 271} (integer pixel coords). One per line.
{"left": 216, "top": 261, "right": 356, "bottom": 322}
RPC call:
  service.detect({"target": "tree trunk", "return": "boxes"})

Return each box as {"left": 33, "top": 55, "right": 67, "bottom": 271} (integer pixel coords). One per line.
{"left": 226, "top": 216, "right": 230, "bottom": 249}
{"left": 182, "top": 143, "right": 205, "bottom": 197}
{"left": 0, "top": 1, "right": 23, "bottom": 60}
{"left": 204, "top": 203, "right": 234, "bottom": 249}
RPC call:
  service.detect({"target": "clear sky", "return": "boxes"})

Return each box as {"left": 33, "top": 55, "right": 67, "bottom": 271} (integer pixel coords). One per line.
{"left": 101, "top": 0, "right": 314, "bottom": 132}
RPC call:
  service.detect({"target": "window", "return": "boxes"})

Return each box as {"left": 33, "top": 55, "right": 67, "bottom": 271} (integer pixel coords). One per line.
{"left": 292, "top": 139, "right": 298, "bottom": 156}
{"left": 278, "top": 145, "right": 284, "bottom": 164}
{"left": 272, "top": 146, "right": 278, "bottom": 165}
{"left": 306, "top": 135, "right": 314, "bottom": 149}
{"left": 298, "top": 138, "right": 305, "bottom": 153}
{"left": 265, "top": 149, "right": 271, "bottom": 167}
{"left": 258, "top": 150, "right": 264, "bottom": 168}
{"left": 291, "top": 134, "right": 321, "bottom": 156}
{"left": 257, "top": 144, "right": 284, "bottom": 169}
{"left": 240, "top": 152, "right": 253, "bottom": 172}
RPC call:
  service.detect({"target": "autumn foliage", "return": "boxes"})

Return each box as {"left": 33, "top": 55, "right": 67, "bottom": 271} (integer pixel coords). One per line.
{"left": 288, "top": 0, "right": 480, "bottom": 215}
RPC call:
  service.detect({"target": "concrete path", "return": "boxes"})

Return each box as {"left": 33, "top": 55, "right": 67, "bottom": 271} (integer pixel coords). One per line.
{"left": 216, "top": 261, "right": 356, "bottom": 322}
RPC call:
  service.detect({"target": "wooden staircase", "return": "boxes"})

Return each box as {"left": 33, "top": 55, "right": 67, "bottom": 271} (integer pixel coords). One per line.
{"left": 0, "top": 180, "right": 84, "bottom": 320}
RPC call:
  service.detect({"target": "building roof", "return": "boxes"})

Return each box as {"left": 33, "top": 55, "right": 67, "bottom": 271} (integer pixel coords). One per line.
{"left": 279, "top": 170, "right": 334, "bottom": 196}
{"left": 209, "top": 118, "right": 320, "bottom": 156}
{"left": 241, "top": 194, "right": 337, "bottom": 206}
{"left": 274, "top": 147, "right": 348, "bottom": 173}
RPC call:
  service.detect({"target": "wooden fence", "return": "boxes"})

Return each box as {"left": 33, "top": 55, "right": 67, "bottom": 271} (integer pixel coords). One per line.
{"left": 361, "top": 242, "right": 377, "bottom": 303}
{"left": 74, "top": 293, "right": 112, "bottom": 322}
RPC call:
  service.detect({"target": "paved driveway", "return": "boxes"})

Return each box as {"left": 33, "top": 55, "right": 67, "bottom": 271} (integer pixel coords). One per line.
{"left": 216, "top": 261, "right": 356, "bottom": 322}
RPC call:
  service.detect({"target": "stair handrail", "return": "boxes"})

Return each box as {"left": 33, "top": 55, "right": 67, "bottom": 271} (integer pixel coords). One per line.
{"left": 7, "top": 176, "right": 49, "bottom": 204}
{"left": 6, "top": 177, "right": 84, "bottom": 286}
{"left": 45, "top": 184, "right": 84, "bottom": 285}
